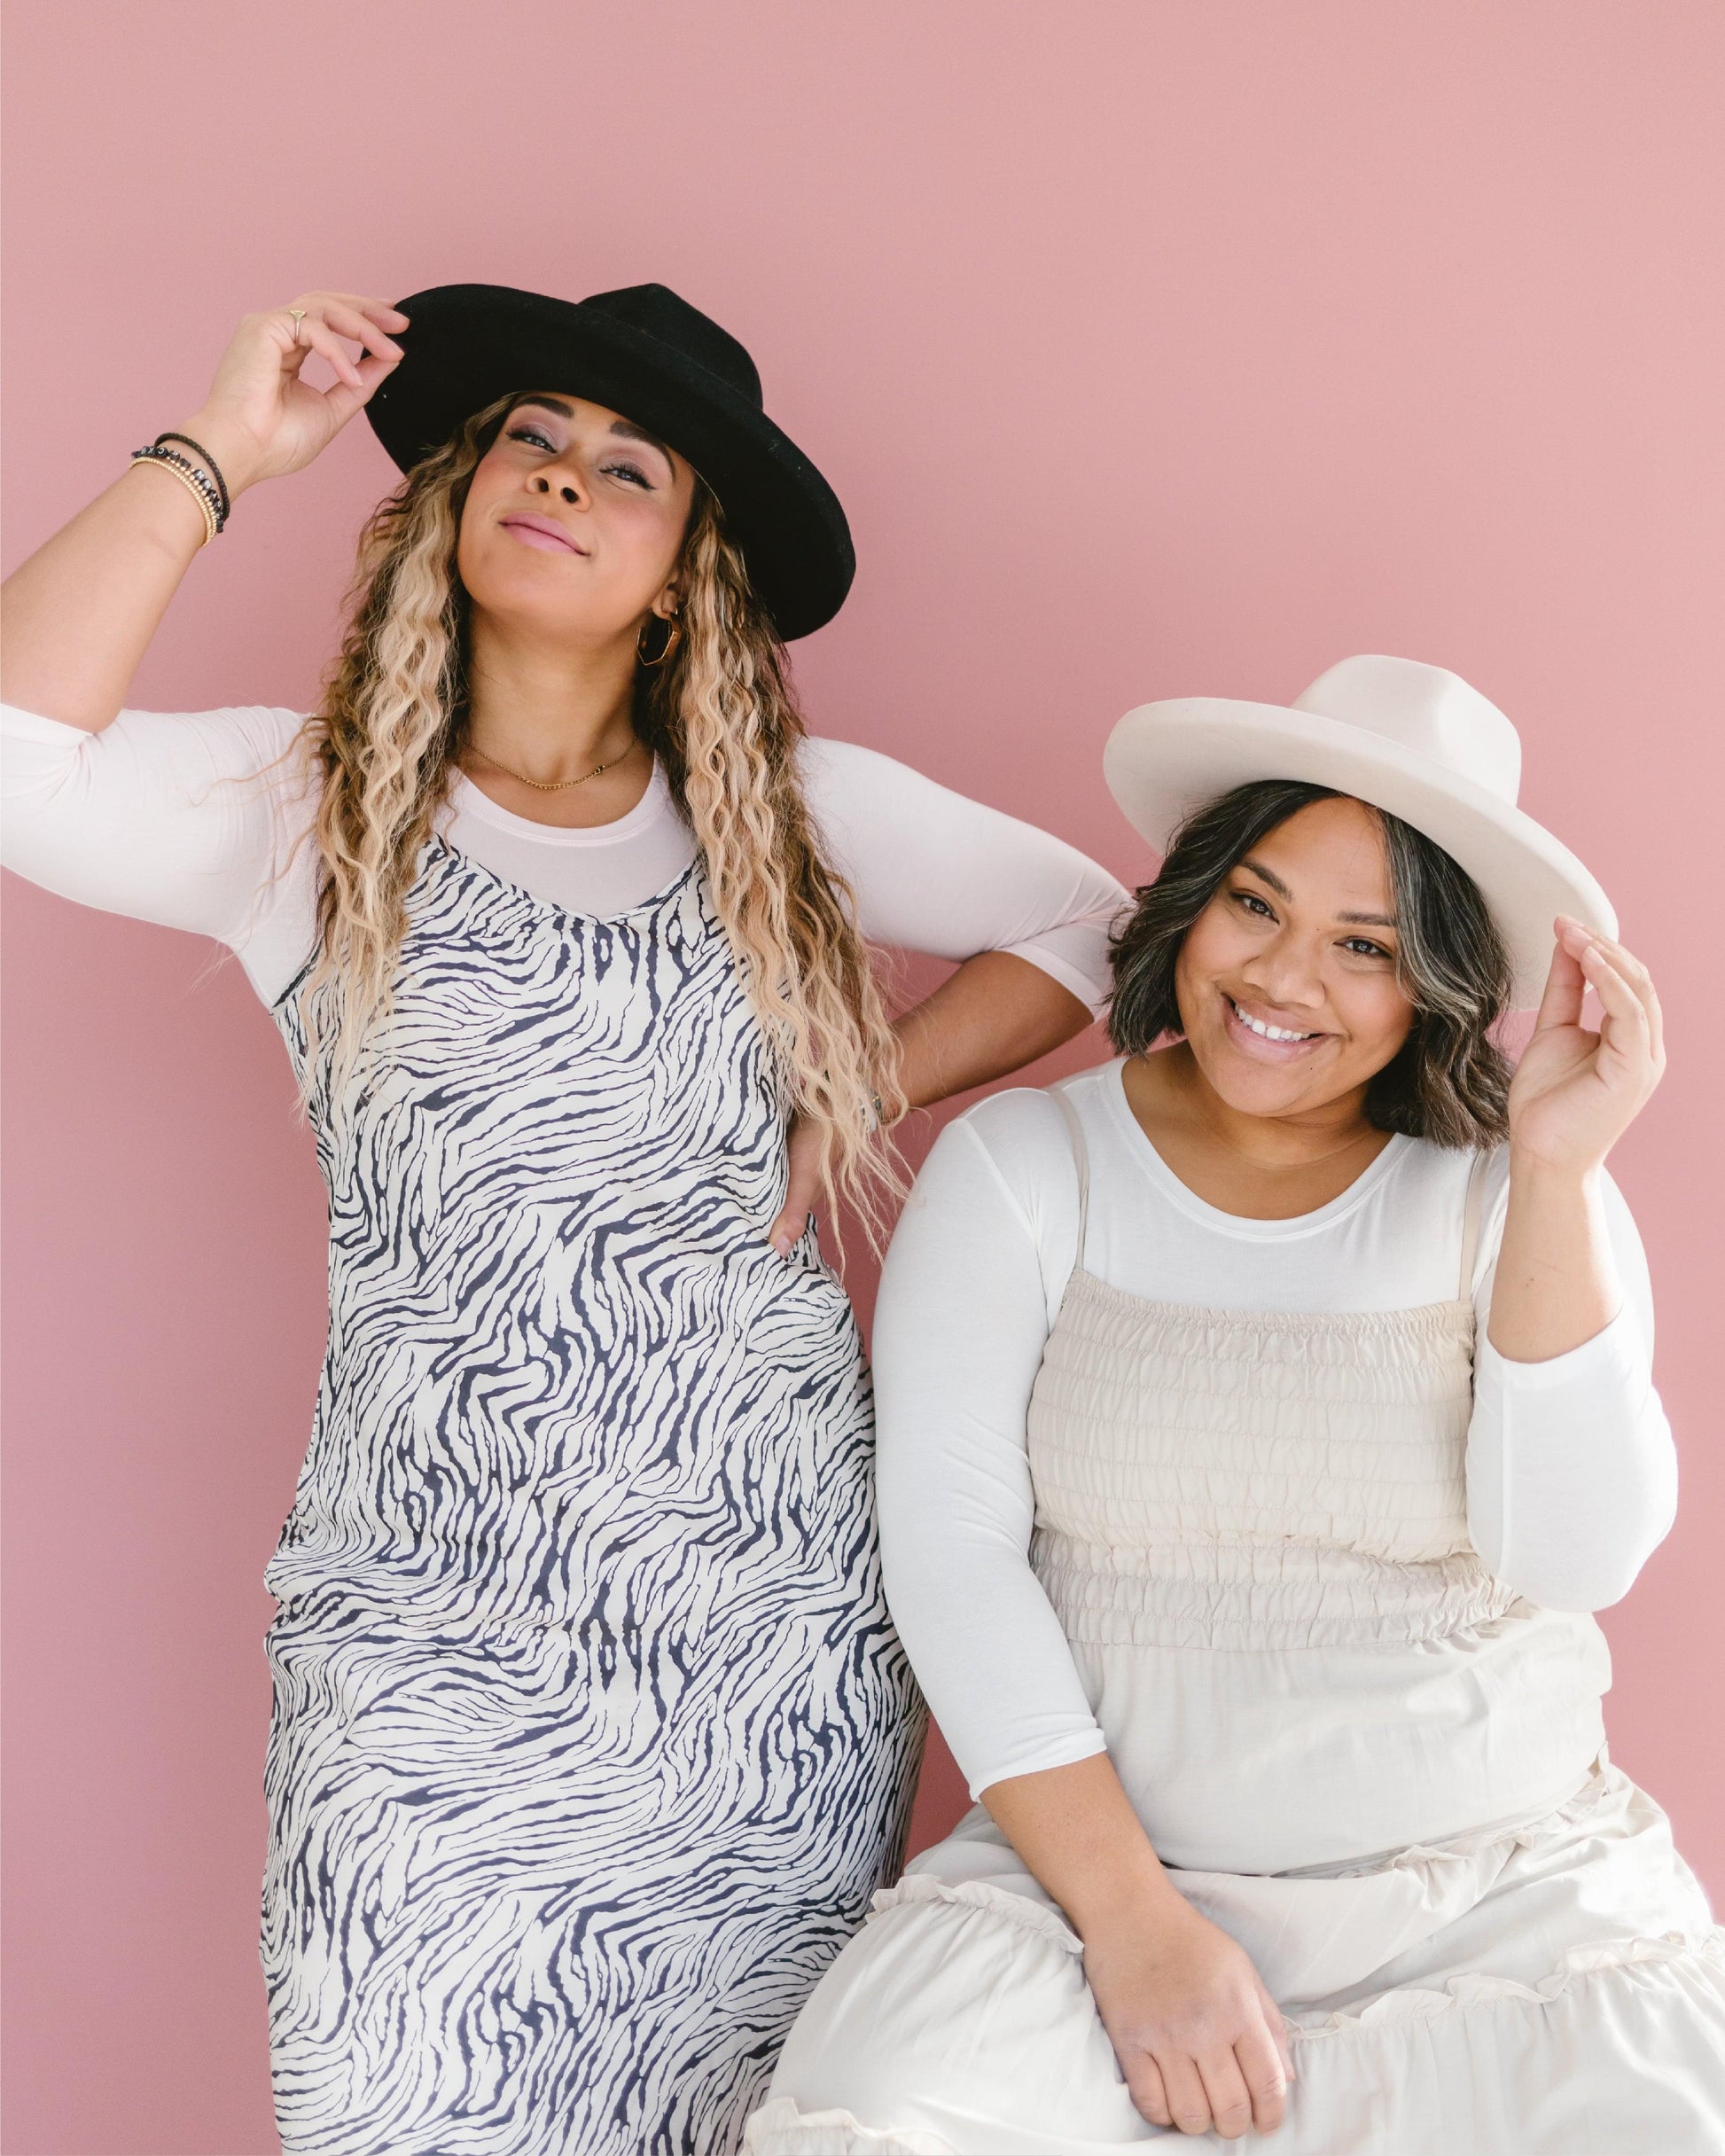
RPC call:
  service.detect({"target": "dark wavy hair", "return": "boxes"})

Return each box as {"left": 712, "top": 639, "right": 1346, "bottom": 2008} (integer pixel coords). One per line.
{"left": 1107, "top": 779, "right": 1512, "bottom": 1147}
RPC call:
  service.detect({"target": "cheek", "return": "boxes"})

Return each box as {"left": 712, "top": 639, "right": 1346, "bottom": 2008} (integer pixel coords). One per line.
{"left": 1175, "top": 909, "right": 1245, "bottom": 1012}
{"left": 1339, "top": 976, "right": 1417, "bottom": 1066}
{"left": 603, "top": 495, "right": 688, "bottom": 582}
{"left": 454, "top": 468, "right": 506, "bottom": 579}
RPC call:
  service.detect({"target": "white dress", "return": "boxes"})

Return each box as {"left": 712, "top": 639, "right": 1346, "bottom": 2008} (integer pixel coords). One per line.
{"left": 746, "top": 1066, "right": 1725, "bottom": 2154}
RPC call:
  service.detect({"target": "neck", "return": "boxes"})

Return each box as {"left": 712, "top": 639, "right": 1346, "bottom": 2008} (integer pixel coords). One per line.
{"left": 1159, "top": 1042, "right": 1378, "bottom": 1170}
{"left": 464, "top": 611, "right": 641, "bottom": 780}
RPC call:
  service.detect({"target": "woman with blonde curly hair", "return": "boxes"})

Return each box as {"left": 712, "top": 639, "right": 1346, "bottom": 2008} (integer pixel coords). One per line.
{"left": 0, "top": 282, "right": 1125, "bottom": 2155}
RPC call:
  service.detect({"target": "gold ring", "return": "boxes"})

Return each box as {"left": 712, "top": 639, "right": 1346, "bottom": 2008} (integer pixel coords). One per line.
{"left": 289, "top": 308, "right": 308, "bottom": 340}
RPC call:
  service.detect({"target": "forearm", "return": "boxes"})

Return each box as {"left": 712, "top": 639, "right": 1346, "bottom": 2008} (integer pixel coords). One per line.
{"left": 891, "top": 949, "right": 1093, "bottom": 1109}
{"left": 1486, "top": 1152, "right": 1620, "bottom": 1363}
{"left": 983, "top": 1753, "right": 1181, "bottom": 1939}
{"left": 0, "top": 407, "right": 263, "bottom": 734}
{"left": 4, "top": 295, "right": 402, "bottom": 736}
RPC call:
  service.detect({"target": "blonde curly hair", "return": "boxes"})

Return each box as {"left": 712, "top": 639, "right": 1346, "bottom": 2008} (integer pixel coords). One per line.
{"left": 296, "top": 393, "right": 907, "bottom": 1234}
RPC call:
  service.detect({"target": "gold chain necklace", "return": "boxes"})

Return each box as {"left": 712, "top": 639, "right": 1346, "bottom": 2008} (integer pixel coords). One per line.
{"left": 466, "top": 736, "right": 642, "bottom": 793}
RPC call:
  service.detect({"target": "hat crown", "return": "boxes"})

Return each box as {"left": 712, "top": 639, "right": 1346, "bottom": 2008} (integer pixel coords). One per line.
{"left": 1292, "top": 655, "right": 1522, "bottom": 804}
{"left": 579, "top": 282, "right": 764, "bottom": 409}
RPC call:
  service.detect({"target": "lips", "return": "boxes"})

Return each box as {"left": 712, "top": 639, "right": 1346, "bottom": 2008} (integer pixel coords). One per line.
{"left": 1222, "top": 993, "right": 1330, "bottom": 1062}
{"left": 500, "top": 513, "right": 585, "bottom": 555}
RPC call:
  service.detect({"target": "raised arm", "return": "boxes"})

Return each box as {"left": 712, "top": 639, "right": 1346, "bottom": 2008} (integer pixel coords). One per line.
{"left": 873, "top": 1105, "right": 1292, "bottom": 2142}
{"left": 1, "top": 293, "right": 407, "bottom": 731}
{"left": 1468, "top": 918, "right": 1676, "bottom": 1609}
{"left": 800, "top": 734, "right": 1126, "bottom": 1028}
{"left": 769, "top": 738, "right": 1127, "bottom": 1248}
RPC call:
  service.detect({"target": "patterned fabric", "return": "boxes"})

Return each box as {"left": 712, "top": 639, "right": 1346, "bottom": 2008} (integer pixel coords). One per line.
{"left": 262, "top": 844, "right": 923, "bottom": 2156}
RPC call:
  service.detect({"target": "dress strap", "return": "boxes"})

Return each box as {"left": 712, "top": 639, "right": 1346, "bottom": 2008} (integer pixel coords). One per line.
{"left": 1050, "top": 1083, "right": 1093, "bottom": 1275}
{"left": 1457, "top": 1148, "right": 1492, "bottom": 1301}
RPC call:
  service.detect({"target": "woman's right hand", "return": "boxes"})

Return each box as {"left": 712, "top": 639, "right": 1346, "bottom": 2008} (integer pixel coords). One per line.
{"left": 176, "top": 293, "right": 410, "bottom": 496}
{"left": 1082, "top": 1889, "right": 1294, "bottom": 2138}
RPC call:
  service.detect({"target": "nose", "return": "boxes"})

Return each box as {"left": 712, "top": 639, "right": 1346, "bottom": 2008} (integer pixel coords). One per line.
{"left": 531, "top": 469, "right": 584, "bottom": 508}
{"left": 1243, "top": 932, "right": 1326, "bottom": 1012}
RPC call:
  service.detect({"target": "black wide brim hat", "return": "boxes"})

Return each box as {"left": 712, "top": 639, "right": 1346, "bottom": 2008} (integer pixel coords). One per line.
{"left": 365, "top": 282, "right": 855, "bottom": 642}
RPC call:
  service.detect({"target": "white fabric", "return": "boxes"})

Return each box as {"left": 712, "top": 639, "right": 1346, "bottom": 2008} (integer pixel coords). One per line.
{"left": 750, "top": 1762, "right": 1725, "bottom": 2154}
{"left": 0, "top": 702, "right": 1126, "bottom": 1012}
{"left": 873, "top": 1061, "right": 1675, "bottom": 1806}
{"left": 747, "top": 1066, "right": 1719, "bottom": 2153}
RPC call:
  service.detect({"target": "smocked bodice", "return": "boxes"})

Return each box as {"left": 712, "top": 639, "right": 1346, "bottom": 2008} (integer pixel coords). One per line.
{"left": 1026, "top": 1091, "right": 1518, "bottom": 1653}
{"left": 1027, "top": 1265, "right": 1524, "bottom": 1650}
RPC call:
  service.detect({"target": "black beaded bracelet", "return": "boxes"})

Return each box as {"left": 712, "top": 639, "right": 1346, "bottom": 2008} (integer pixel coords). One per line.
{"left": 130, "top": 443, "right": 227, "bottom": 536}
{"left": 154, "top": 431, "right": 231, "bottom": 522}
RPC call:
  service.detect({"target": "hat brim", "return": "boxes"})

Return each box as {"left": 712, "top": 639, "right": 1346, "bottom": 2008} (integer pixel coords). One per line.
{"left": 365, "top": 285, "right": 854, "bottom": 641}
{"left": 1104, "top": 699, "right": 1615, "bottom": 1009}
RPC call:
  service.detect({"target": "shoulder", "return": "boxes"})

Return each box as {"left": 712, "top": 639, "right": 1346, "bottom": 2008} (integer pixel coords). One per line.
{"left": 1380, "top": 1138, "right": 1633, "bottom": 1223}
{"left": 924, "top": 1067, "right": 1112, "bottom": 1217}
{"left": 107, "top": 701, "right": 313, "bottom": 784}
{"left": 795, "top": 732, "right": 945, "bottom": 820}
{"left": 795, "top": 732, "right": 896, "bottom": 782}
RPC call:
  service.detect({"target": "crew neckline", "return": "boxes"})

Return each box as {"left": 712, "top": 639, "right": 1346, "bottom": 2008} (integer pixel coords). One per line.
{"left": 447, "top": 757, "right": 673, "bottom": 848}
{"left": 1093, "top": 1056, "right": 1410, "bottom": 1240}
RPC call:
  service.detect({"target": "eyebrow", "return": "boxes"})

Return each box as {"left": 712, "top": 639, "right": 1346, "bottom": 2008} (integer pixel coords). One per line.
{"left": 607, "top": 418, "right": 676, "bottom": 465}
{"left": 511, "top": 396, "right": 677, "bottom": 469}
{"left": 1235, "top": 855, "right": 1397, "bottom": 930}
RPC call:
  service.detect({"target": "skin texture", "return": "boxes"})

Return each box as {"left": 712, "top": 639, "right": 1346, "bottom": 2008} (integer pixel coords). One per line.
{"left": 452, "top": 393, "right": 691, "bottom": 832}
{"left": 0, "top": 293, "right": 1093, "bottom": 1253}
{"left": 984, "top": 795, "right": 1665, "bottom": 2138}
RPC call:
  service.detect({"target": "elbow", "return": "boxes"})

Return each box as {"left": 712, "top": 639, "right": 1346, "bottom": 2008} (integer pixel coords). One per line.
{"left": 1503, "top": 1557, "right": 1644, "bottom": 1614}
{"left": 1491, "top": 1500, "right": 1677, "bottom": 1613}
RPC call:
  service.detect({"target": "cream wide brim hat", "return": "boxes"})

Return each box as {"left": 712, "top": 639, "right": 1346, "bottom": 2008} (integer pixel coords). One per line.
{"left": 1103, "top": 654, "right": 1615, "bottom": 1010}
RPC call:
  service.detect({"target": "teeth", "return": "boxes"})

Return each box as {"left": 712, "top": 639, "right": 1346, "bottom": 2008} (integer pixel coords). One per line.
{"left": 1230, "top": 997, "right": 1316, "bottom": 1043}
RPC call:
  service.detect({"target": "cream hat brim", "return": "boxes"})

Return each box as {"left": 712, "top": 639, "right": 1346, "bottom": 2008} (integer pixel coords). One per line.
{"left": 1103, "top": 699, "right": 1615, "bottom": 1009}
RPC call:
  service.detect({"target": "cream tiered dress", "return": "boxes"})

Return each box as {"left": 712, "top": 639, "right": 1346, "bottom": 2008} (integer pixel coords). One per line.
{"left": 748, "top": 1066, "right": 1725, "bottom": 2154}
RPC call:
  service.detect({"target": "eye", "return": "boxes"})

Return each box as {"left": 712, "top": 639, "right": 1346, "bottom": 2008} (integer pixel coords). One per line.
{"left": 505, "top": 421, "right": 557, "bottom": 453}
{"left": 1231, "top": 887, "right": 1276, "bottom": 920}
{"left": 601, "top": 458, "right": 653, "bottom": 489}
{"left": 1341, "top": 934, "right": 1394, "bottom": 961}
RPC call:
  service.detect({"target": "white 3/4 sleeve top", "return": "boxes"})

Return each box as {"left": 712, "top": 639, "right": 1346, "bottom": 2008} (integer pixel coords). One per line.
{"left": 0, "top": 703, "right": 1127, "bottom": 1010}
{"left": 872, "top": 1060, "right": 1677, "bottom": 1801}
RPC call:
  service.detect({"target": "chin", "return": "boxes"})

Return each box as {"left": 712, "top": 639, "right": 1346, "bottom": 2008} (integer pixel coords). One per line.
{"left": 468, "top": 574, "right": 626, "bottom": 645}
{"left": 1190, "top": 1026, "right": 1337, "bottom": 1116}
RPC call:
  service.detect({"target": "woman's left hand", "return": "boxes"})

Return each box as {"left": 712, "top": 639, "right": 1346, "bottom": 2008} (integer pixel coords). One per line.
{"left": 1506, "top": 918, "right": 1666, "bottom": 1176}
{"left": 769, "top": 1113, "right": 828, "bottom": 1256}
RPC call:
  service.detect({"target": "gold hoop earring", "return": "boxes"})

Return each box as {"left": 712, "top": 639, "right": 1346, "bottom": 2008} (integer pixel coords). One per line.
{"left": 638, "top": 613, "right": 681, "bottom": 667}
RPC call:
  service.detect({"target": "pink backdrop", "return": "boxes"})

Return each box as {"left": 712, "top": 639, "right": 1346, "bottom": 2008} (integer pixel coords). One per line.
{"left": 4, "top": 4, "right": 1722, "bottom": 2149}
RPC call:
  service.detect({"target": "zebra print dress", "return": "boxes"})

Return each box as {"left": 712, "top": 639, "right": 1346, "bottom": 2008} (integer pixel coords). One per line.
{"left": 261, "top": 840, "right": 925, "bottom": 2156}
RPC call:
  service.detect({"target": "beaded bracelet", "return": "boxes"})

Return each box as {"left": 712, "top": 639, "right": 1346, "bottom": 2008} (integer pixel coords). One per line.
{"left": 153, "top": 431, "right": 231, "bottom": 523}
{"left": 134, "top": 441, "right": 227, "bottom": 532}
{"left": 129, "top": 443, "right": 224, "bottom": 543}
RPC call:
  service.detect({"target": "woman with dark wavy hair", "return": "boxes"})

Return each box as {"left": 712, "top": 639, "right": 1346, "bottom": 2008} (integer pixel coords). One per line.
{"left": 0, "top": 285, "right": 1125, "bottom": 2154}
{"left": 752, "top": 657, "right": 1725, "bottom": 2153}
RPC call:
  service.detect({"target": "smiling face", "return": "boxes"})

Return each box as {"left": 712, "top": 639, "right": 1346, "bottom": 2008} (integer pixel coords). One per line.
{"left": 456, "top": 393, "right": 699, "bottom": 649}
{"left": 1174, "top": 794, "right": 1417, "bottom": 1121}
